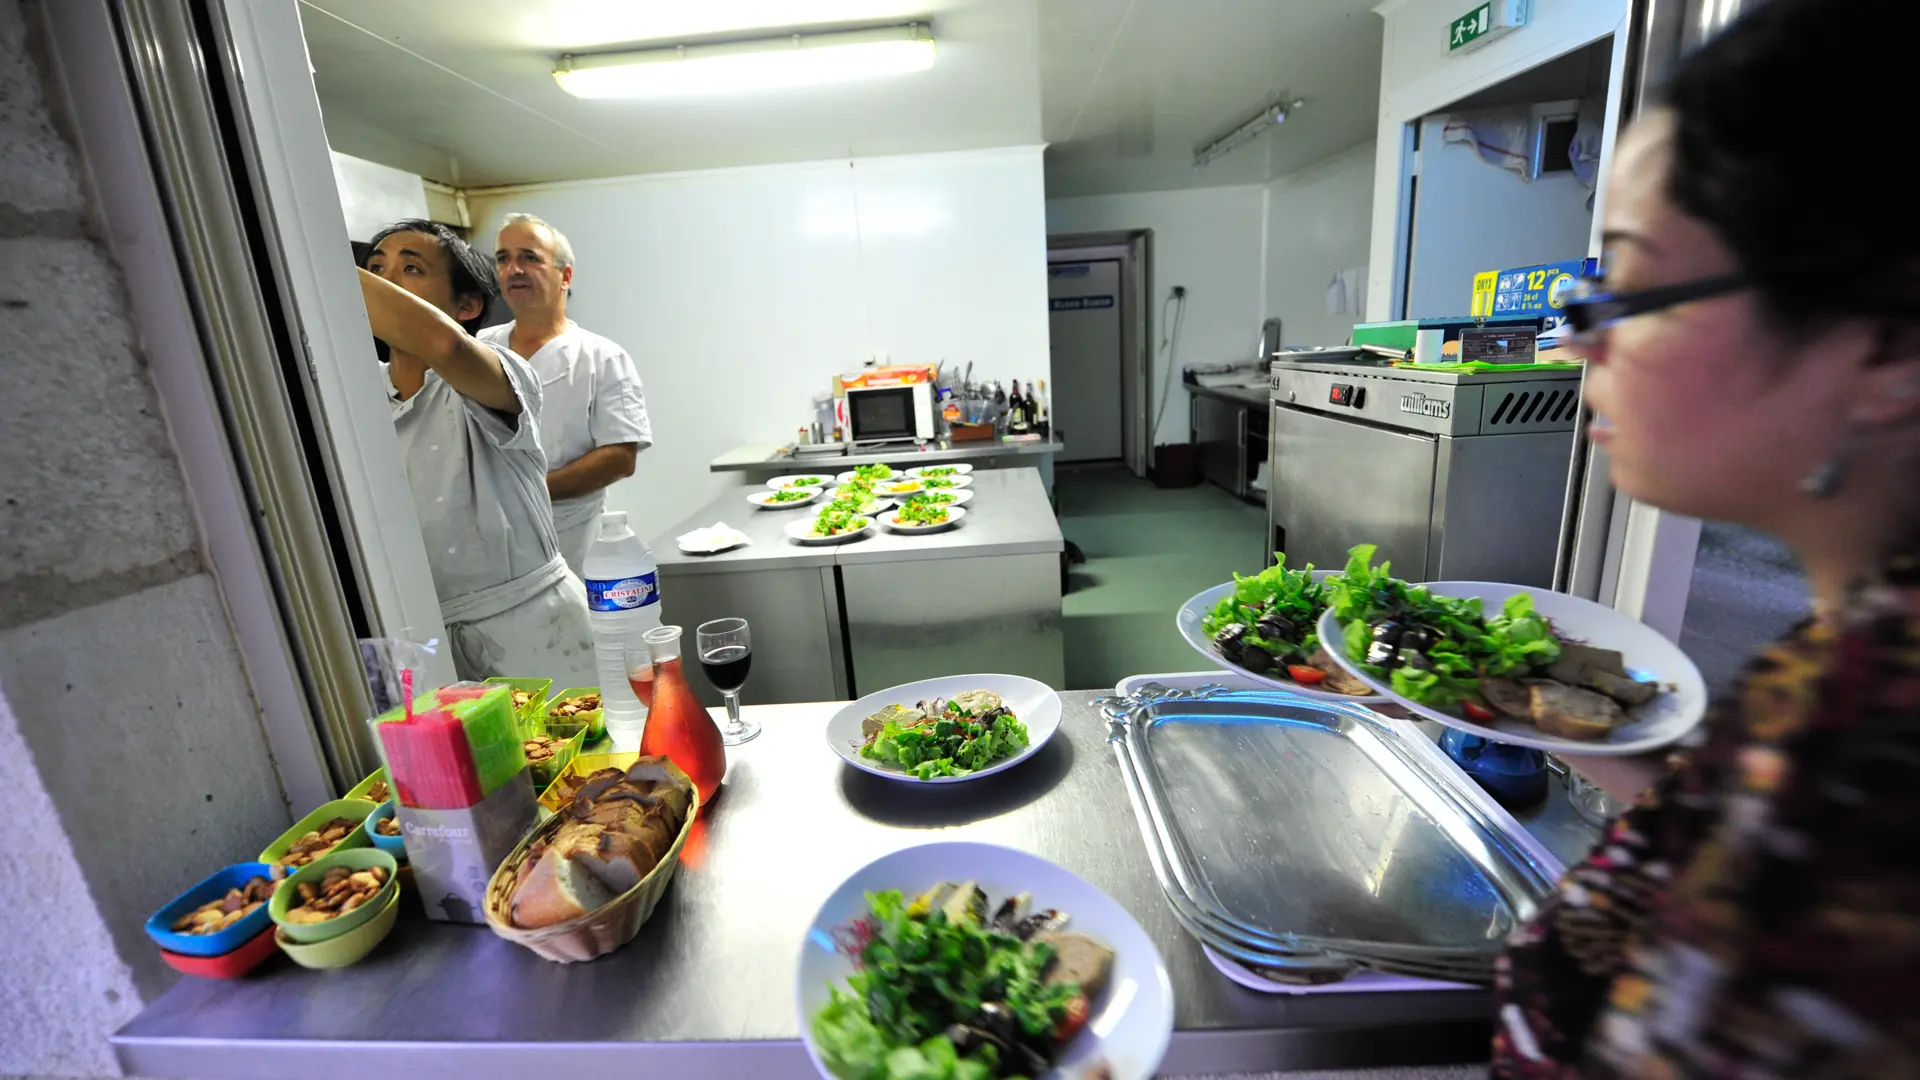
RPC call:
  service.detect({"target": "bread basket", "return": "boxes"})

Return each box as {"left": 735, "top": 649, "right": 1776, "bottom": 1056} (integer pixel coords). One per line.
{"left": 481, "top": 760, "right": 699, "bottom": 963}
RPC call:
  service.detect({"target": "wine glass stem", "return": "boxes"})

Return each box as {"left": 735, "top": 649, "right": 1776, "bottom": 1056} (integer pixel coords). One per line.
{"left": 723, "top": 691, "right": 743, "bottom": 734}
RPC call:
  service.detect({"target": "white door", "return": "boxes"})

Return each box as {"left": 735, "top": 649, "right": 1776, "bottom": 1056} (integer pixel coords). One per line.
{"left": 1047, "top": 260, "right": 1124, "bottom": 462}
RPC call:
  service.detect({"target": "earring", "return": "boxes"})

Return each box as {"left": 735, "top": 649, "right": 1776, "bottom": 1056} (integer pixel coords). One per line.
{"left": 1800, "top": 429, "right": 1858, "bottom": 499}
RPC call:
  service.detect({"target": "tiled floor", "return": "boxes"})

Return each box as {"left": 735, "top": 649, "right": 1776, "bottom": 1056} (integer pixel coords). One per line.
{"left": 1677, "top": 522, "right": 1807, "bottom": 698}
{"left": 1057, "top": 464, "right": 1268, "bottom": 691}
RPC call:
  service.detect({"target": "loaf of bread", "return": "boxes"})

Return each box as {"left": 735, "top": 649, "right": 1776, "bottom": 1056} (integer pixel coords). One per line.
{"left": 508, "top": 756, "right": 692, "bottom": 929}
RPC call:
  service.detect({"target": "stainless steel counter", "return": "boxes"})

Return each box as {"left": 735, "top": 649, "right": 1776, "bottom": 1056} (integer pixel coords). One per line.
{"left": 115, "top": 691, "right": 1561, "bottom": 1080}
{"left": 712, "top": 436, "right": 1066, "bottom": 476}
{"left": 1186, "top": 382, "right": 1269, "bottom": 410}
{"left": 653, "top": 470, "right": 1066, "bottom": 702}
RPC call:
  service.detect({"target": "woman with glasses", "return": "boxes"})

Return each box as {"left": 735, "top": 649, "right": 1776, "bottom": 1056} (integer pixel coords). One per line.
{"left": 1495, "top": 1, "right": 1920, "bottom": 1076}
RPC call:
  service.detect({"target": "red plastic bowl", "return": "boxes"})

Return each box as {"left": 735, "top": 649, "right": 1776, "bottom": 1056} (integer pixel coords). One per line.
{"left": 160, "top": 925, "right": 280, "bottom": 978}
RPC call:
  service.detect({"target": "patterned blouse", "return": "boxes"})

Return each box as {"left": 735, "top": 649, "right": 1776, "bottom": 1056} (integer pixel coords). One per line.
{"left": 1493, "top": 555, "right": 1920, "bottom": 1079}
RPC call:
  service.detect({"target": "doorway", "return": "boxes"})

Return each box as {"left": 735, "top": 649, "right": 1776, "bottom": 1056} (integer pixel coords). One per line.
{"left": 1047, "top": 232, "right": 1150, "bottom": 476}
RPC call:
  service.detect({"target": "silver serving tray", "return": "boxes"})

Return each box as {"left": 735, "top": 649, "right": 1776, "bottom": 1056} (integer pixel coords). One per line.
{"left": 1103, "top": 686, "right": 1560, "bottom": 984}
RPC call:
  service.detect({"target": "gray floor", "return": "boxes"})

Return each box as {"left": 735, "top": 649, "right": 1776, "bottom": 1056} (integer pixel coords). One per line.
{"left": 1676, "top": 522, "right": 1808, "bottom": 698}
{"left": 1058, "top": 464, "right": 1268, "bottom": 691}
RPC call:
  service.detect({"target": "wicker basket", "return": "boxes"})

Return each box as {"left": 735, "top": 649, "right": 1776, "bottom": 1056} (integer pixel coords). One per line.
{"left": 481, "top": 761, "right": 699, "bottom": 963}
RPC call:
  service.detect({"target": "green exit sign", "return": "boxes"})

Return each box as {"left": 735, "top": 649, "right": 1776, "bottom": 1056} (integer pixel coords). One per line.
{"left": 1449, "top": 0, "right": 1529, "bottom": 53}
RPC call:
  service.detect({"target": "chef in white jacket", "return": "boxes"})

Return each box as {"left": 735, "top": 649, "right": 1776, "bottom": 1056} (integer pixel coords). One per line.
{"left": 481, "top": 213, "right": 652, "bottom": 577}
{"left": 360, "top": 219, "right": 595, "bottom": 687}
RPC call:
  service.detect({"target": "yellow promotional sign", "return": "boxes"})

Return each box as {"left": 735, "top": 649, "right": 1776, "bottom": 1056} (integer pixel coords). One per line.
{"left": 1470, "top": 270, "right": 1498, "bottom": 318}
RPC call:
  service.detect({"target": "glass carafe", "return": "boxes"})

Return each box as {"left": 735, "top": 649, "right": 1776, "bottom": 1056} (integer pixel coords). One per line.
{"left": 638, "top": 624, "right": 726, "bottom": 804}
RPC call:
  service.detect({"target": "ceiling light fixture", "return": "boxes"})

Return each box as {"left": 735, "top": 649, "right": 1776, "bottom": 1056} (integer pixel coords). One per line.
{"left": 553, "top": 23, "right": 936, "bottom": 99}
{"left": 1193, "top": 97, "right": 1306, "bottom": 169}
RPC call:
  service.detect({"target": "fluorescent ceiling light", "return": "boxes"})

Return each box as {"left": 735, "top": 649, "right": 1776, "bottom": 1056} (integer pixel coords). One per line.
{"left": 554, "top": 23, "right": 936, "bottom": 99}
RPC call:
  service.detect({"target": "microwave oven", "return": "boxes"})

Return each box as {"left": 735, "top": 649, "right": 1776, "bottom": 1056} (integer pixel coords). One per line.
{"left": 845, "top": 382, "right": 935, "bottom": 445}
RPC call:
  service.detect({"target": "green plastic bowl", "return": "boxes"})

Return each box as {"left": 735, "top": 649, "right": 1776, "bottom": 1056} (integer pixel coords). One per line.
{"left": 547, "top": 687, "right": 605, "bottom": 741}
{"left": 275, "top": 885, "right": 400, "bottom": 969}
{"left": 259, "top": 799, "right": 376, "bottom": 869}
{"left": 269, "top": 847, "right": 399, "bottom": 944}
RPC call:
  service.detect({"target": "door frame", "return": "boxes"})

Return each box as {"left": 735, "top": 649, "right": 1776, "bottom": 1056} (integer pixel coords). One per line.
{"left": 1047, "top": 231, "right": 1151, "bottom": 477}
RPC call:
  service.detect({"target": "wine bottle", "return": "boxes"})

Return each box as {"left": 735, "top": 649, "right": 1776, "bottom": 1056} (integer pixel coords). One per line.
{"left": 1010, "top": 380, "right": 1030, "bottom": 433}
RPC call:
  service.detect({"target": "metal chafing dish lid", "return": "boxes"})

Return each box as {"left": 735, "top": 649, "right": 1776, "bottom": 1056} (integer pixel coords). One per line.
{"left": 1103, "top": 686, "right": 1562, "bottom": 982}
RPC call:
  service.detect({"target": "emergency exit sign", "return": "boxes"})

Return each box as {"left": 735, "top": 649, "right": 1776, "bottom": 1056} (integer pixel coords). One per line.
{"left": 1449, "top": 0, "right": 1529, "bottom": 52}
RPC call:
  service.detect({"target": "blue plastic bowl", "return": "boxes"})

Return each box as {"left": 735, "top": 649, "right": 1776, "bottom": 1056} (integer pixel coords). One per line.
{"left": 365, "top": 801, "right": 408, "bottom": 861}
{"left": 146, "top": 862, "right": 281, "bottom": 957}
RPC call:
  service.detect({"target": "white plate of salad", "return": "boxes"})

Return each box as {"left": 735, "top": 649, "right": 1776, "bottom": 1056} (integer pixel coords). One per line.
{"left": 785, "top": 510, "right": 874, "bottom": 545}
{"left": 747, "top": 486, "right": 823, "bottom": 509}
{"left": 836, "top": 464, "right": 898, "bottom": 485}
{"left": 1175, "top": 563, "right": 1387, "bottom": 702}
{"left": 913, "top": 473, "right": 973, "bottom": 491}
{"left": 1315, "top": 545, "right": 1708, "bottom": 755}
{"left": 904, "top": 463, "right": 974, "bottom": 477}
{"left": 824, "top": 673, "right": 1061, "bottom": 784}
{"left": 906, "top": 488, "right": 973, "bottom": 508}
{"left": 820, "top": 489, "right": 895, "bottom": 515}
{"left": 798, "top": 842, "right": 1171, "bottom": 1080}
{"left": 770, "top": 473, "right": 835, "bottom": 490}
{"left": 882, "top": 503, "right": 967, "bottom": 534}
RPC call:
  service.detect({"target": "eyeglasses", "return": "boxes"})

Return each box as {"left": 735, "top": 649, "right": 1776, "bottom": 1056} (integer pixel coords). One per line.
{"left": 1562, "top": 272, "right": 1750, "bottom": 340}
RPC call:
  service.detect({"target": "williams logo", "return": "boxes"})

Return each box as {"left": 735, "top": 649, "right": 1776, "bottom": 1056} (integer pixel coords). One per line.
{"left": 1399, "top": 392, "right": 1450, "bottom": 420}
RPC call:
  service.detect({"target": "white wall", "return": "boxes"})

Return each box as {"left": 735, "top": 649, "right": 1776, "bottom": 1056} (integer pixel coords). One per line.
{"left": 1045, "top": 185, "right": 1268, "bottom": 446}
{"left": 467, "top": 146, "right": 1051, "bottom": 540}
{"left": 1263, "top": 143, "right": 1377, "bottom": 347}
{"left": 329, "top": 150, "right": 429, "bottom": 241}
{"left": 1404, "top": 116, "right": 1594, "bottom": 318}
{"left": 1366, "top": 0, "right": 1626, "bottom": 319}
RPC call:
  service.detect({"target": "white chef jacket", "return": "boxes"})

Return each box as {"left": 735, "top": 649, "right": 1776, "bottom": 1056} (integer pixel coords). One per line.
{"left": 386, "top": 343, "right": 595, "bottom": 688}
{"left": 477, "top": 321, "right": 651, "bottom": 576}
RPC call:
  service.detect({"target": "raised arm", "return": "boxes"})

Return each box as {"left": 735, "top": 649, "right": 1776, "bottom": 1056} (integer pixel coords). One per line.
{"left": 358, "top": 268, "right": 519, "bottom": 413}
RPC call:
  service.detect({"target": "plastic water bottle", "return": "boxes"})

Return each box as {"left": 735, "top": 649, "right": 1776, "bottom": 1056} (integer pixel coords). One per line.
{"left": 582, "top": 511, "right": 662, "bottom": 751}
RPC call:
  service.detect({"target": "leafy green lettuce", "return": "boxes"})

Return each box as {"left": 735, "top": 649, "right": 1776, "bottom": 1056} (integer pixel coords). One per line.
{"left": 862, "top": 708, "right": 1030, "bottom": 780}
{"left": 1201, "top": 554, "right": 1326, "bottom": 658}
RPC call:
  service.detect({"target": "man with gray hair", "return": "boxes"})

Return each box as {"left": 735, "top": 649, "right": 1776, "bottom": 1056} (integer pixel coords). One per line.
{"left": 481, "top": 213, "right": 651, "bottom": 576}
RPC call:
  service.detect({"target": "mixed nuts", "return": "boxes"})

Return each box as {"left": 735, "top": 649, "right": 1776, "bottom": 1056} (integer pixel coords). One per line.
{"left": 279, "top": 817, "right": 356, "bottom": 868}
{"left": 363, "top": 780, "right": 390, "bottom": 804}
{"left": 374, "top": 816, "right": 401, "bottom": 837}
{"left": 171, "top": 876, "right": 278, "bottom": 935}
{"left": 523, "top": 734, "right": 563, "bottom": 765}
{"left": 548, "top": 693, "right": 600, "bottom": 721}
{"left": 510, "top": 689, "right": 535, "bottom": 712}
{"left": 283, "top": 864, "right": 389, "bottom": 924}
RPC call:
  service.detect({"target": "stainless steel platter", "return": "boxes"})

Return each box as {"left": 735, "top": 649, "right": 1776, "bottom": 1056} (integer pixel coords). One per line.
{"left": 1102, "top": 685, "right": 1562, "bottom": 985}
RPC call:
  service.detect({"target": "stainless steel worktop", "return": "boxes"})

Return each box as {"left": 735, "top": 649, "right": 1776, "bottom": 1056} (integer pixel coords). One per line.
{"left": 114, "top": 690, "right": 1589, "bottom": 1080}
{"left": 1186, "top": 382, "right": 1270, "bottom": 410}
{"left": 712, "top": 436, "right": 1066, "bottom": 474}
{"left": 654, "top": 468, "right": 1064, "bottom": 576}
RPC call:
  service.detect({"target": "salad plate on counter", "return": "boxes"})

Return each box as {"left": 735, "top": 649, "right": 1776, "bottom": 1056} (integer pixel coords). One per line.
{"left": 1315, "top": 545, "right": 1707, "bottom": 755}
{"left": 1175, "top": 562, "right": 1386, "bottom": 703}
{"left": 904, "top": 463, "right": 974, "bottom": 477}
{"left": 784, "top": 512, "right": 873, "bottom": 546}
{"left": 746, "top": 486, "right": 823, "bottom": 510}
{"left": 825, "top": 673, "right": 1061, "bottom": 784}
{"left": 906, "top": 488, "right": 973, "bottom": 508}
{"left": 912, "top": 473, "right": 973, "bottom": 491}
{"left": 820, "top": 489, "right": 893, "bottom": 515}
{"left": 834, "top": 464, "right": 899, "bottom": 485}
{"left": 797, "top": 841, "right": 1172, "bottom": 1080}
{"left": 880, "top": 503, "right": 967, "bottom": 534}
{"left": 769, "top": 472, "right": 835, "bottom": 491}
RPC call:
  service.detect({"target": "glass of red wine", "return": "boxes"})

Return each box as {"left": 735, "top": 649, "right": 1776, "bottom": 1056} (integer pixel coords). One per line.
{"left": 696, "top": 617, "right": 759, "bottom": 745}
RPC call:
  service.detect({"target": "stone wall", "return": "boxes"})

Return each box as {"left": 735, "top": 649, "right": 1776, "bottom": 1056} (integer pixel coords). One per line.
{"left": 1, "top": 0, "right": 291, "bottom": 1073}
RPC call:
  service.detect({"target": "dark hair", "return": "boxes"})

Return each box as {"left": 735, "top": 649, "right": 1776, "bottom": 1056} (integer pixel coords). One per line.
{"left": 1661, "top": 0, "right": 1918, "bottom": 326}
{"left": 361, "top": 219, "right": 497, "bottom": 334}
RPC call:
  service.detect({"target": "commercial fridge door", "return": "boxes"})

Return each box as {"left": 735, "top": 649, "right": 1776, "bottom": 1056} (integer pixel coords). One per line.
{"left": 1269, "top": 404, "right": 1438, "bottom": 578}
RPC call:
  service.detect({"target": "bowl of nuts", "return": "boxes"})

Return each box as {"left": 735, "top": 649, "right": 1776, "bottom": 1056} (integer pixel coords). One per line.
{"left": 145, "top": 862, "right": 284, "bottom": 957}
{"left": 258, "top": 799, "right": 377, "bottom": 870}
{"left": 268, "top": 847, "right": 399, "bottom": 944}
{"left": 275, "top": 882, "right": 402, "bottom": 970}
{"left": 364, "top": 800, "right": 408, "bottom": 860}
{"left": 545, "top": 688, "right": 604, "bottom": 741}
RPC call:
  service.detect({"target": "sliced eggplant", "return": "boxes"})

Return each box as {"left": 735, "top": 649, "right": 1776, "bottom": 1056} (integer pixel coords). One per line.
{"left": 1240, "top": 644, "right": 1275, "bottom": 674}
{"left": 1212, "top": 622, "right": 1249, "bottom": 663}
{"left": 1011, "top": 908, "right": 1068, "bottom": 941}
{"left": 990, "top": 892, "right": 1030, "bottom": 933}
{"left": 1255, "top": 613, "right": 1295, "bottom": 643}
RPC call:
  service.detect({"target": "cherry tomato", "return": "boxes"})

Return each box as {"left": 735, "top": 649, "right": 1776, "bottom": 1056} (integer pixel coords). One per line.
{"left": 1054, "top": 993, "right": 1090, "bottom": 1042}
{"left": 1461, "top": 700, "right": 1496, "bottom": 721}
{"left": 1286, "top": 665, "right": 1326, "bottom": 685}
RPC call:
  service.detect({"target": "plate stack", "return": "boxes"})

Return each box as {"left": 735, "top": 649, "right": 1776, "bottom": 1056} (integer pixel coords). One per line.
{"left": 1101, "top": 684, "right": 1562, "bottom": 986}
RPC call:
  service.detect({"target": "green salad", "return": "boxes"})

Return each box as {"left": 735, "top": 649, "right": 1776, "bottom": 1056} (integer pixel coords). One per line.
{"left": 1200, "top": 555, "right": 1328, "bottom": 667}
{"left": 789, "top": 476, "right": 827, "bottom": 488}
{"left": 811, "top": 884, "right": 1099, "bottom": 1080}
{"left": 921, "top": 475, "right": 957, "bottom": 489}
{"left": 827, "top": 492, "right": 885, "bottom": 515}
{"left": 918, "top": 466, "right": 959, "bottom": 477}
{"left": 860, "top": 691, "right": 1029, "bottom": 780}
{"left": 767, "top": 487, "right": 816, "bottom": 503}
{"left": 853, "top": 463, "right": 895, "bottom": 482}
{"left": 812, "top": 507, "right": 870, "bottom": 537}
{"left": 1328, "top": 544, "right": 1561, "bottom": 709}
{"left": 894, "top": 497, "right": 951, "bottom": 527}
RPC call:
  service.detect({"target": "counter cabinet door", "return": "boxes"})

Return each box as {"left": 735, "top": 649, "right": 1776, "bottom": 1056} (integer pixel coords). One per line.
{"left": 1268, "top": 404, "right": 1437, "bottom": 579}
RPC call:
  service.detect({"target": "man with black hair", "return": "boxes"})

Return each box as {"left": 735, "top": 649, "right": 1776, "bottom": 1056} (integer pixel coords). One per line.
{"left": 360, "top": 219, "right": 594, "bottom": 686}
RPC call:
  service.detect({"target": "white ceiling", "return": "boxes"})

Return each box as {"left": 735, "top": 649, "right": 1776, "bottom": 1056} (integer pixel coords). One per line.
{"left": 299, "top": 0, "right": 1384, "bottom": 197}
